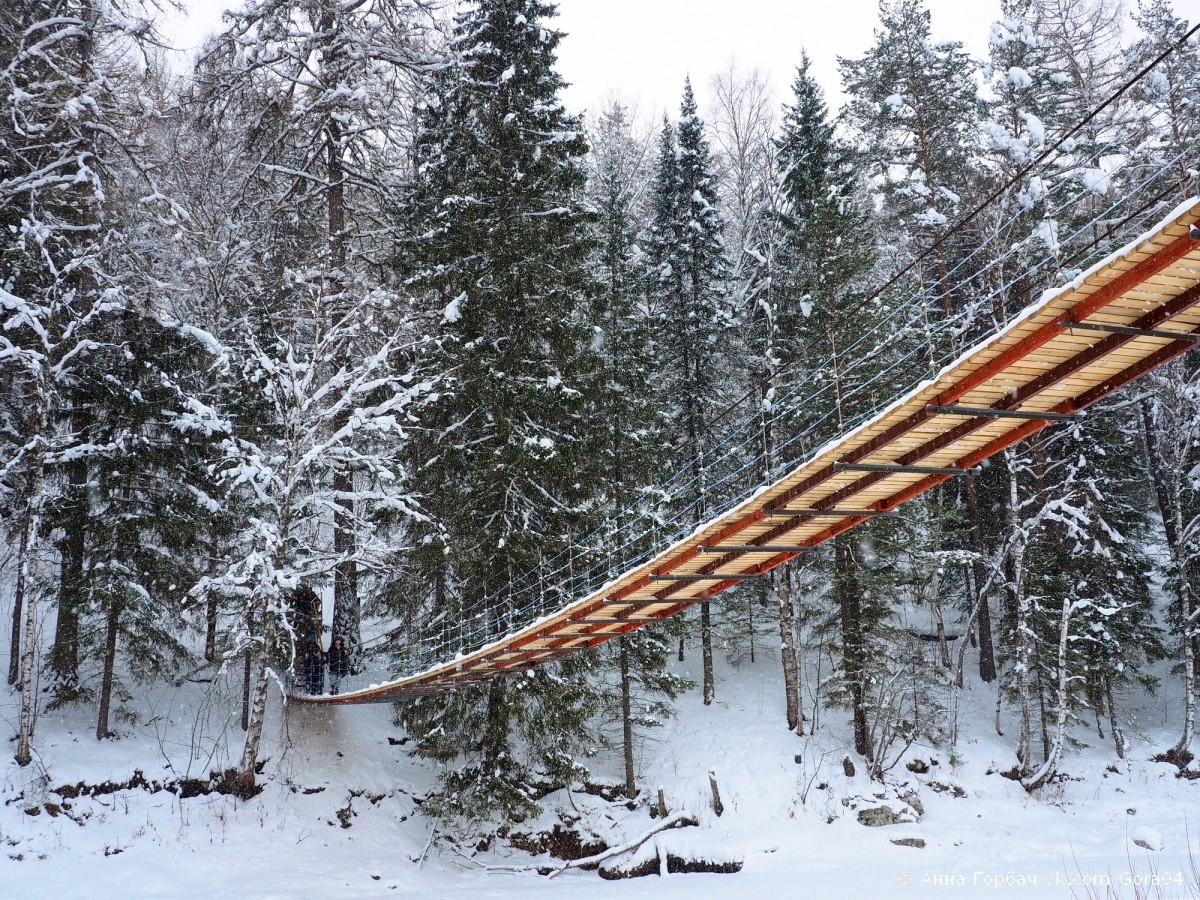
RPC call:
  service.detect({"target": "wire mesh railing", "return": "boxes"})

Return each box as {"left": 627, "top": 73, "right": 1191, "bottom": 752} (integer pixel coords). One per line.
{"left": 322, "top": 37, "right": 1200, "bottom": 695}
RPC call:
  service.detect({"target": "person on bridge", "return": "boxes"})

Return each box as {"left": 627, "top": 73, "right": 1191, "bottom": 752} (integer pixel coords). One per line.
{"left": 327, "top": 636, "right": 350, "bottom": 695}
{"left": 301, "top": 641, "right": 325, "bottom": 695}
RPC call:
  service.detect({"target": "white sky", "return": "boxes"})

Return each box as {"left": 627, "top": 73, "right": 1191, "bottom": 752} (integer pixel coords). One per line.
{"left": 163, "top": 0, "right": 1199, "bottom": 120}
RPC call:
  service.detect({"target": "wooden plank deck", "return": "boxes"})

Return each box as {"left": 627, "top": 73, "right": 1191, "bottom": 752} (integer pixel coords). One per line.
{"left": 304, "top": 199, "right": 1200, "bottom": 705}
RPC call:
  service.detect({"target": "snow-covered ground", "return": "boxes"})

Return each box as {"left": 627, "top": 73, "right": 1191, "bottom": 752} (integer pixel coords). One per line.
{"left": 1, "top": 644, "right": 1198, "bottom": 898}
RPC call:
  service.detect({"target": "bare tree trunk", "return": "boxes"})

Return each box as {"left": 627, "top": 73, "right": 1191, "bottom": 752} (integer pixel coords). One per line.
{"left": 619, "top": 636, "right": 636, "bottom": 798}
{"left": 748, "top": 594, "right": 756, "bottom": 664}
{"left": 1025, "top": 597, "right": 1074, "bottom": 791}
{"left": 775, "top": 571, "right": 803, "bottom": 733}
{"left": 15, "top": 387, "right": 49, "bottom": 765}
{"left": 1009, "top": 465, "right": 1034, "bottom": 775}
{"left": 96, "top": 603, "right": 120, "bottom": 740}
{"left": 1105, "top": 676, "right": 1125, "bottom": 760}
{"left": 1035, "top": 647, "right": 1051, "bottom": 764}
{"left": 239, "top": 611, "right": 276, "bottom": 787}
{"left": 205, "top": 596, "right": 219, "bottom": 664}
{"left": 50, "top": 423, "right": 86, "bottom": 689}
{"left": 241, "top": 648, "right": 251, "bottom": 732}
{"left": 929, "top": 565, "right": 952, "bottom": 669}
{"left": 8, "top": 520, "right": 28, "bottom": 686}
{"left": 966, "top": 476, "right": 996, "bottom": 682}
{"left": 332, "top": 473, "right": 359, "bottom": 663}
{"left": 15, "top": 500, "right": 42, "bottom": 766}
{"left": 835, "top": 536, "right": 871, "bottom": 759}
{"left": 483, "top": 677, "right": 508, "bottom": 770}
{"left": 1138, "top": 398, "right": 1195, "bottom": 755}
{"left": 701, "top": 601, "right": 714, "bottom": 706}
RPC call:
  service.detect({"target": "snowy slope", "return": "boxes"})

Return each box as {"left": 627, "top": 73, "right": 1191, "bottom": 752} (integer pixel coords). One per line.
{"left": 1, "top": 637, "right": 1198, "bottom": 899}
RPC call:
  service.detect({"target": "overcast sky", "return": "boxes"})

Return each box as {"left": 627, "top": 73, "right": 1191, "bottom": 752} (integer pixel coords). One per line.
{"left": 163, "top": 0, "right": 1197, "bottom": 120}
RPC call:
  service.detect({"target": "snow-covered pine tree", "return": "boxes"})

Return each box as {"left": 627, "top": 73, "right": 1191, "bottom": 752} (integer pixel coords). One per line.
{"left": 586, "top": 100, "right": 663, "bottom": 538}
{"left": 395, "top": 0, "right": 610, "bottom": 822}
{"left": 48, "top": 312, "right": 226, "bottom": 740}
{"left": 952, "top": 0, "right": 1066, "bottom": 690}
{"left": 840, "top": 0, "right": 982, "bottom": 332}
{"left": 766, "top": 56, "right": 890, "bottom": 736}
{"left": 645, "top": 79, "right": 732, "bottom": 706}
{"left": 585, "top": 100, "right": 690, "bottom": 797}
{"left": 839, "top": 1, "right": 993, "bottom": 742}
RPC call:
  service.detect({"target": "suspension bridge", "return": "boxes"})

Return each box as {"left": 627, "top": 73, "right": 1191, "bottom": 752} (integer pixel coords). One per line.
{"left": 301, "top": 198, "right": 1200, "bottom": 705}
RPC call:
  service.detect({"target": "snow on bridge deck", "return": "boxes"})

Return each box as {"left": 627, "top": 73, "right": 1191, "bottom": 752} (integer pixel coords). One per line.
{"left": 304, "top": 198, "right": 1200, "bottom": 705}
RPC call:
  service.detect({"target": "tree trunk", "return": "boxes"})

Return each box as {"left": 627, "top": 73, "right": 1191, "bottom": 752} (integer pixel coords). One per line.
{"left": 50, "top": 437, "right": 87, "bottom": 688}
{"left": 241, "top": 646, "right": 251, "bottom": 732}
{"left": 619, "top": 636, "right": 636, "bottom": 798}
{"left": 748, "top": 593, "right": 756, "bottom": 664}
{"left": 966, "top": 476, "right": 996, "bottom": 682}
{"left": 205, "top": 596, "right": 219, "bottom": 664}
{"left": 701, "top": 600, "right": 714, "bottom": 705}
{"left": 8, "top": 518, "right": 28, "bottom": 686}
{"left": 15, "top": 502, "right": 42, "bottom": 766}
{"left": 332, "top": 476, "right": 360, "bottom": 666}
{"left": 96, "top": 602, "right": 121, "bottom": 740}
{"left": 1034, "top": 646, "right": 1051, "bottom": 764}
{"left": 775, "top": 570, "right": 803, "bottom": 733}
{"left": 239, "top": 609, "right": 276, "bottom": 787}
{"left": 14, "top": 542, "right": 38, "bottom": 763}
{"left": 483, "top": 677, "right": 508, "bottom": 770}
{"left": 929, "top": 565, "right": 952, "bottom": 669}
{"left": 1025, "top": 597, "right": 1073, "bottom": 791}
{"left": 835, "top": 535, "right": 871, "bottom": 759}
{"left": 1008, "top": 465, "right": 1034, "bottom": 775}
{"left": 1139, "top": 398, "right": 1195, "bottom": 755}
{"left": 15, "top": 392, "right": 49, "bottom": 766}
{"left": 323, "top": 75, "right": 361, "bottom": 672}
{"left": 1105, "top": 676, "right": 1125, "bottom": 760}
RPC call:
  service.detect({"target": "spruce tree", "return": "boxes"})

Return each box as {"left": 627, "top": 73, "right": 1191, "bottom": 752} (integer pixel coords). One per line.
{"left": 768, "top": 57, "right": 886, "bottom": 736}
{"left": 586, "top": 101, "right": 688, "bottom": 796}
{"left": 397, "top": 0, "right": 608, "bottom": 821}
{"left": 48, "top": 312, "right": 224, "bottom": 740}
{"left": 646, "top": 80, "right": 731, "bottom": 706}
{"left": 840, "top": 0, "right": 982, "bottom": 325}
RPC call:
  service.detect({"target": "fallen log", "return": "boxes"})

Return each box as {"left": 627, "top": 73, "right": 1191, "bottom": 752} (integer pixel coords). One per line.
{"left": 546, "top": 812, "right": 698, "bottom": 879}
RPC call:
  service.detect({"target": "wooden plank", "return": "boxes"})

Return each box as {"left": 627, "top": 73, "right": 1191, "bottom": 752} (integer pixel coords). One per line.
{"left": 301, "top": 207, "right": 1200, "bottom": 706}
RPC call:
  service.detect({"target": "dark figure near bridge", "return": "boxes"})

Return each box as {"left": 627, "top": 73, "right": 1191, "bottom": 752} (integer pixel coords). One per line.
{"left": 301, "top": 643, "right": 325, "bottom": 695}
{"left": 290, "top": 585, "right": 325, "bottom": 695}
{"left": 327, "top": 637, "right": 350, "bottom": 695}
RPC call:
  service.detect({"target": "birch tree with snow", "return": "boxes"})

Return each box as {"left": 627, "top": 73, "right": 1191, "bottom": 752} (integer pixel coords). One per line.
{"left": 192, "top": 301, "right": 431, "bottom": 788}
{"left": 197, "top": 0, "right": 434, "bottom": 672}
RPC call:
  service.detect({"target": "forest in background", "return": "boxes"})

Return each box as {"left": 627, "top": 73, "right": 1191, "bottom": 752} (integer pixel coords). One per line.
{"left": 2, "top": 0, "right": 1199, "bottom": 826}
